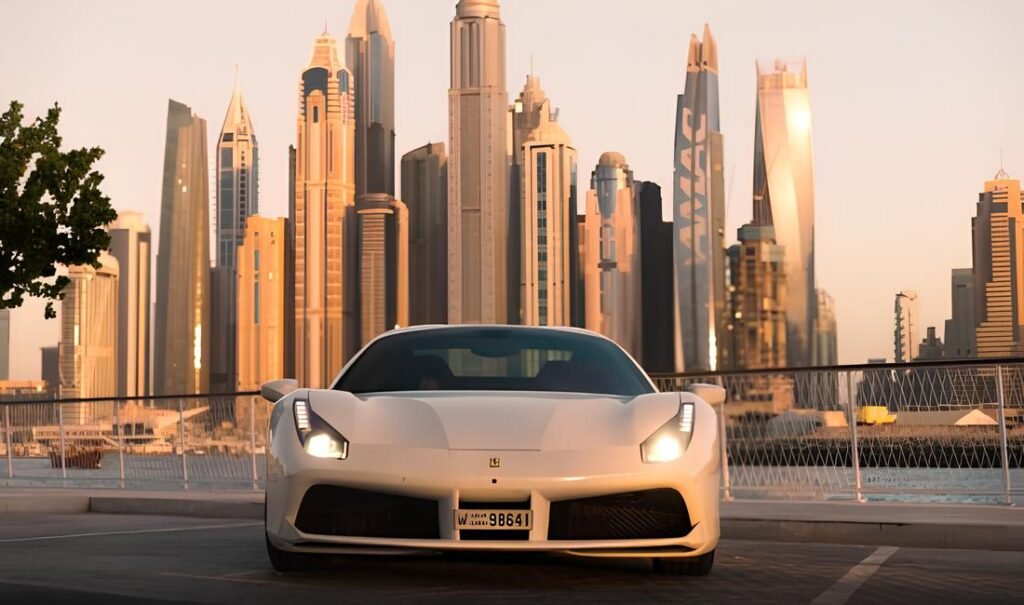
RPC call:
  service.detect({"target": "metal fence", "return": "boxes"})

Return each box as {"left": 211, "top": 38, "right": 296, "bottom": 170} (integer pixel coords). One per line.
{"left": 0, "top": 392, "right": 267, "bottom": 490}
{"left": 2, "top": 358, "right": 1022, "bottom": 504}
{"left": 652, "top": 358, "right": 1024, "bottom": 505}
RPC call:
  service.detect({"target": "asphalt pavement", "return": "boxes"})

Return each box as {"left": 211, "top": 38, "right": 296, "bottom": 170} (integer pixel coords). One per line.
{"left": 0, "top": 513, "right": 1021, "bottom": 604}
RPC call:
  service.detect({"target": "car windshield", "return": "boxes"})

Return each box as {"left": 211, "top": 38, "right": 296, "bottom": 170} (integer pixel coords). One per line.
{"left": 333, "top": 327, "right": 655, "bottom": 397}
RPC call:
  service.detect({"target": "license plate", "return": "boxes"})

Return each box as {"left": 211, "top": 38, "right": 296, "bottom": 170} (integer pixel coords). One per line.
{"left": 455, "top": 509, "right": 533, "bottom": 530}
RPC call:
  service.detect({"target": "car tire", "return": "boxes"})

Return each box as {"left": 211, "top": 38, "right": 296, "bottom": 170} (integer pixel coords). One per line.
{"left": 652, "top": 550, "right": 715, "bottom": 576}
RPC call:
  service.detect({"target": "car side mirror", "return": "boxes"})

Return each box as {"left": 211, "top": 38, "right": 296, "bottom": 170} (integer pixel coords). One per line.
{"left": 687, "top": 383, "right": 726, "bottom": 406}
{"left": 261, "top": 379, "right": 298, "bottom": 403}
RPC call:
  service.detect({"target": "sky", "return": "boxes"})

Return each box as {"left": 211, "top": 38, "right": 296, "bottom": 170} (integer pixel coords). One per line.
{"left": 2, "top": 0, "right": 1023, "bottom": 380}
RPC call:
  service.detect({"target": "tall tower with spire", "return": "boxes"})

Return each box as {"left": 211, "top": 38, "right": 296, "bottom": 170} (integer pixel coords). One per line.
{"left": 448, "top": 0, "right": 509, "bottom": 324}
{"left": 212, "top": 77, "right": 258, "bottom": 394}
{"left": 347, "top": 0, "right": 408, "bottom": 344}
{"left": 292, "top": 31, "right": 357, "bottom": 388}
{"left": 673, "top": 25, "right": 726, "bottom": 373}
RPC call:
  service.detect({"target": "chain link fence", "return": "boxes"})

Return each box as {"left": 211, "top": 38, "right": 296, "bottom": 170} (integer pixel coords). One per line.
{"left": 3, "top": 359, "right": 1022, "bottom": 504}
{"left": 653, "top": 359, "right": 1024, "bottom": 504}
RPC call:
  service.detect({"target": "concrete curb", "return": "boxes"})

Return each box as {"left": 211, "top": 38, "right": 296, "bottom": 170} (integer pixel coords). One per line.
{"left": 89, "top": 496, "right": 263, "bottom": 520}
{"left": 722, "top": 518, "right": 1024, "bottom": 552}
{"left": 0, "top": 495, "right": 91, "bottom": 515}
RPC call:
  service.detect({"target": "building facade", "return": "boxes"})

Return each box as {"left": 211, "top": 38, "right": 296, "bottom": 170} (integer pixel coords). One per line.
{"left": 752, "top": 59, "right": 816, "bottom": 368}
{"left": 519, "top": 78, "right": 577, "bottom": 327}
{"left": 638, "top": 182, "right": 675, "bottom": 373}
{"left": 60, "top": 253, "right": 119, "bottom": 424}
{"left": 107, "top": 211, "right": 151, "bottom": 397}
{"left": 212, "top": 81, "right": 259, "bottom": 393}
{"left": 0, "top": 309, "right": 8, "bottom": 380}
{"left": 402, "top": 142, "right": 448, "bottom": 325}
{"left": 154, "top": 100, "right": 210, "bottom": 395}
{"left": 972, "top": 171, "right": 1024, "bottom": 357}
{"left": 357, "top": 194, "right": 409, "bottom": 343}
{"left": 447, "top": 0, "right": 509, "bottom": 324}
{"left": 582, "top": 152, "right": 641, "bottom": 358}
{"left": 944, "top": 268, "right": 975, "bottom": 358}
{"left": 292, "top": 32, "right": 358, "bottom": 388}
{"left": 236, "top": 216, "right": 291, "bottom": 430}
{"left": 814, "top": 288, "right": 838, "bottom": 366}
{"left": 724, "top": 224, "right": 787, "bottom": 370}
{"left": 894, "top": 290, "right": 919, "bottom": 363}
{"left": 673, "top": 24, "right": 726, "bottom": 373}
{"left": 917, "top": 326, "right": 944, "bottom": 361}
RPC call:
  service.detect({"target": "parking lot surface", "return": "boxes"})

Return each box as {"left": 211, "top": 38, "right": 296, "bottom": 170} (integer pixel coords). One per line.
{"left": 0, "top": 513, "right": 1021, "bottom": 604}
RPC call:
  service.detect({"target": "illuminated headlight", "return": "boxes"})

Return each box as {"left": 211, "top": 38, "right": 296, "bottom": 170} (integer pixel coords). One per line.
{"left": 641, "top": 402, "right": 695, "bottom": 463}
{"left": 304, "top": 432, "right": 348, "bottom": 459}
{"left": 293, "top": 400, "right": 349, "bottom": 460}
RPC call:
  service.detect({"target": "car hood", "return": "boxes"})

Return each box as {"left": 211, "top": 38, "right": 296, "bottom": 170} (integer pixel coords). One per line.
{"left": 305, "top": 390, "right": 682, "bottom": 451}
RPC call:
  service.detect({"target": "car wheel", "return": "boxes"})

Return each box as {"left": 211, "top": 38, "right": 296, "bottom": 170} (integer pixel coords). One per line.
{"left": 652, "top": 550, "right": 715, "bottom": 576}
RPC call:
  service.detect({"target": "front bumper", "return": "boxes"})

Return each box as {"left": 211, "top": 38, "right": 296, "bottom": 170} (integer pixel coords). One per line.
{"left": 266, "top": 442, "right": 720, "bottom": 558}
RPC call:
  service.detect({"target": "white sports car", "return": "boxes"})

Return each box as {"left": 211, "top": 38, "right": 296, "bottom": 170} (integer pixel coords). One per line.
{"left": 262, "top": 325, "right": 723, "bottom": 575}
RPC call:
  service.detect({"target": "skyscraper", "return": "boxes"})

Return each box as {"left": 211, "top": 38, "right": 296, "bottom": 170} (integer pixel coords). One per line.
{"left": 60, "top": 253, "right": 119, "bottom": 423}
{"left": 944, "top": 268, "right": 976, "bottom": 358}
{"left": 448, "top": 0, "right": 508, "bottom": 325}
{"left": 292, "top": 31, "right": 357, "bottom": 388}
{"left": 673, "top": 24, "right": 726, "bottom": 373}
{"left": 347, "top": 0, "right": 395, "bottom": 199}
{"left": 154, "top": 100, "right": 210, "bottom": 396}
{"left": 752, "top": 59, "right": 816, "bottom": 368}
{"left": 972, "top": 171, "right": 1024, "bottom": 357}
{"left": 357, "top": 195, "right": 409, "bottom": 343}
{"left": 402, "top": 142, "right": 448, "bottom": 325}
{"left": 638, "top": 182, "right": 675, "bottom": 373}
{"left": 236, "top": 215, "right": 291, "bottom": 430}
{"left": 519, "top": 76, "right": 577, "bottom": 327}
{"left": 814, "top": 288, "right": 838, "bottom": 366}
{"left": 0, "top": 309, "right": 9, "bottom": 380}
{"left": 724, "top": 224, "right": 787, "bottom": 370}
{"left": 582, "top": 152, "right": 641, "bottom": 358}
{"left": 894, "top": 290, "right": 919, "bottom": 363}
{"left": 108, "top": 211, "right": 151, "bottom": 397}
{"left": 917, "top": 326, "right": 944, "bottom": 361}
{"left": 212, "top": 79, "right": 259, "bottom": 394}
{"left": 40, "top": 345, "right": 58, "bottom": 396}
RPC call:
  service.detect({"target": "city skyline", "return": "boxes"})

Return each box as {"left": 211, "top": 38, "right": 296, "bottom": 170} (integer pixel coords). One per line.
{"left": 3, "top": 0, "right": 1024, "bottom": 377}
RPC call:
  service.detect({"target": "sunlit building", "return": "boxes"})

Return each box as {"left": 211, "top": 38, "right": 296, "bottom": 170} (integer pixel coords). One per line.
{"left": 973, "top": 171, "right": 1024, "bottom": 357}
{"left": 357, "top": 195, "right": 409, "bottom": 343}
{"left": 108, "top": 211, "right": 151, "bottom": 397}
{"left": 0, "top": 309, "right": 8, "bottom": 380}
{"left": 402, "top": 143, "right": 448, "bottom": 325}
{"left": 944, "top": 268, "right": 975, "bottom": 358}
{"left": 724, "top": 224, "right": 787, "bottom": 370}
{"left": 518, "top": 76, "right": 577, "bottom": 327}
{"left": 448, "top": 0, "right": 509, "bottom": 324}
{"left": 154, "top": 100, "right": 210, "bottom": 395}
{"left": 894, "top": 290, "right": 919, "bottom": 363}
{"left": 60, "top": 253, "right": 119, "bottom": 424}
{"left": 292, "top": 31, "right": 358, "bottom": 388}
{"left": 582, "top": 152, "right": 641, "bottom": 358}
{"left": 814, "top": 288, "right": 838, "bottom": 366}
{"left": 236, "top": 216, "right": 291, "bottom": 431}
{"left": 212, "top": 80, "right": 259, "bottom": 394}
{"left": 752, "top": 59, "right": 817, "bottom": 368}
{"left": 673, "top": 24, "right": 726, "bottom": 373}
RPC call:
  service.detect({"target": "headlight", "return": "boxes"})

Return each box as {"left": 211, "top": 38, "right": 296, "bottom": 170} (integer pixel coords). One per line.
{"left": 641, "top": 402, "right": 695, "bottom": 463}
{"left": 293, "top": 399, "right": 349, "bottom": 459}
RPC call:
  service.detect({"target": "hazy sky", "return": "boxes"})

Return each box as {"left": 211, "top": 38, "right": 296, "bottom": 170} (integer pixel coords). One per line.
{"left": 2, "top": 0, "right": 1023, "bottom": 379}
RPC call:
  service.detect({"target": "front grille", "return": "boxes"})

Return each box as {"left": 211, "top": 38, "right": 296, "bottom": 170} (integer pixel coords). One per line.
{"left": 458, "top": 498, "right": 531, "bottom": 541}
{"left": 547, "top": 488, "right": 691, "bottom": 540}
{"left": 295, "top": 485, "right": 440, "bottom": 539}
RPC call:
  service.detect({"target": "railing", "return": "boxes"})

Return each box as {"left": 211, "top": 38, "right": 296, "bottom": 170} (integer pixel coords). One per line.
{"left": 652, "top": 357, "right": 1024, "bottom": 505}
{"left": 2, "top": 358, "right": 1022, "bottom": 504}
{"left": 0, "top": 391, "right": 265, "bottom": 490}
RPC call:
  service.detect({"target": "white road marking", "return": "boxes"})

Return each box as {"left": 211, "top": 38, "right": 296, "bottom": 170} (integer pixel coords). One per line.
{"left": 811, "top": 546, "right": 899, "bottom": 605}
{"left": 0, "top": 521, "right": 261, "bottom": 543}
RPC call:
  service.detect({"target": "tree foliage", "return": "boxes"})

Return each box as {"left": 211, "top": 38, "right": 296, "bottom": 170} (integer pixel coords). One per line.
{"left": 0, "top": 100, "right": 116, "bottom": 318}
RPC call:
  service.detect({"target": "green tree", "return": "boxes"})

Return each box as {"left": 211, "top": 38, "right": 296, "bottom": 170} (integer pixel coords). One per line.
{"left": 0, "top": 100, "right": 116, "bottom": 318}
